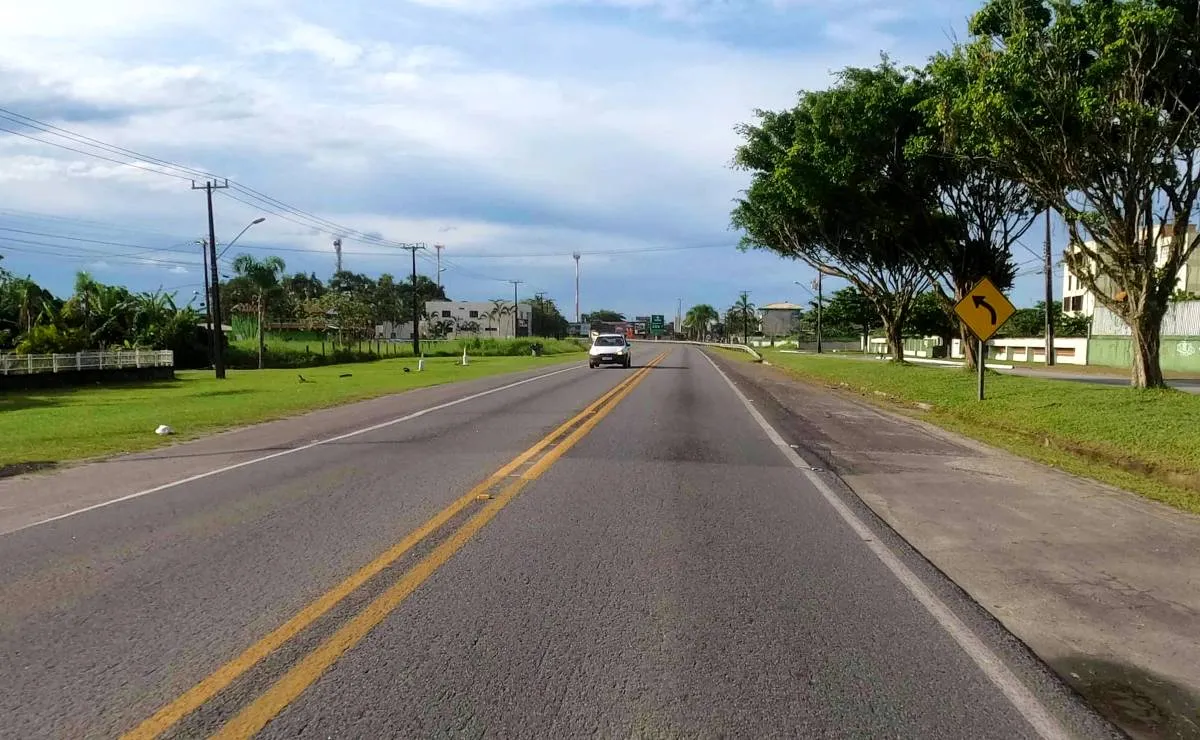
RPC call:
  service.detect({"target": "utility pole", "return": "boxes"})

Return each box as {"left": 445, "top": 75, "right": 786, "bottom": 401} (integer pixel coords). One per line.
{"left": 815, "top": 272, "right": 824, "bottom": 354}
{"left": 401, "top": 243, "right": 426, "bottom": 355}
{"left": 740, "top": 290, "right": 751, "bottom": 346}
{"left": 507, "top": 279, "right": 524, "bottom": 337}
{"left": 572, "top": 252, "right": 581, "bottom": 323}
{"left": 1044, "top": 208, "right": 1056, "bottom": 367}
{"left": 434, "top": 243, "right": 445, "bottom": 293}
{"left": 677, "top": 297, "right": 682, "bottom": 339}
{"left": 198, "top": 239, "right": 214, "bottom": 364}
{"left": 333, "top": 238, "right": 343, "bottom": 275}
{"left": 191, "top": 179, "right": 229, "bottom": 378}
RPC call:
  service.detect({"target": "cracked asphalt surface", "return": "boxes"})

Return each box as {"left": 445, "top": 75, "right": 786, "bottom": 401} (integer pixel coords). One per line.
{"left": 0, "top": 345, "right": 1121, "bottom": 739}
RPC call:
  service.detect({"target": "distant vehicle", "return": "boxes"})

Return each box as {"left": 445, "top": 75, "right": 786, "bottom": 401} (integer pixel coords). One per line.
{"left": 588, "top": 334, "right": 632, "bottom": 369}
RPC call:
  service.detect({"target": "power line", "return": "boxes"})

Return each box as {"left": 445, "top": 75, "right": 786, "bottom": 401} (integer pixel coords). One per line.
{"left": 0, "top": 124, "right": 196, "bottom": 181}
{"left": 0, "top": 107, "right": 217, "bottom": 180}
{"left": 0, "top": 240, "right": 197, "bottom": 268}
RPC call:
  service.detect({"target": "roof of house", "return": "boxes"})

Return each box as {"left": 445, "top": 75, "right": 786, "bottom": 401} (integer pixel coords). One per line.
{"left": 760, "top": 302, "right": 804, "bottom": 310}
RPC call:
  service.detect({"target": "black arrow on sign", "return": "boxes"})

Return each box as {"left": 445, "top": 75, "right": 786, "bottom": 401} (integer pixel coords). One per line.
{"left": 973, "top": 295, "right": 997, "bottom": 325}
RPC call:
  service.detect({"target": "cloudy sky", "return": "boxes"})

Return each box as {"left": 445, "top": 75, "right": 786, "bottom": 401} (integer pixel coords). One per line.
{"left": 0, "top": 0, "right": 1060, "bottom": 318}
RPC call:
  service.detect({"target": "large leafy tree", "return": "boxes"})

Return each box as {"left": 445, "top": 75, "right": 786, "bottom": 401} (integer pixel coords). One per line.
{"left": 232, "top": 254, "right": 287, "bottom": 369}
{"left": 528, "top": 293, "right": 569, "bottom": 338}
{"left": 821, "top": 287, "right": 882, "bottom": 344}
{"left": 959, "top": 0, "right": 1200, "bottom": 387}
{"left": 732, "top": 61, "right": 944, "bottom": 361}
{"left": 905, "top": 291, "right": 958, "bottom": 347}
{"left": 582, "top": 309, "right": 625, "bottom": 323}
{"left": 915, "top": 51, "right": 1037, "bottom": 368}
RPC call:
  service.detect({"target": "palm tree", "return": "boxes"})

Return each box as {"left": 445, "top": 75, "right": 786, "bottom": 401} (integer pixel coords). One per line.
{"left": 232, "top": 254, "right": 287, "bottom": 369}
{"left": 487, "top": 299, "right": 512, "bottom": 335}
{"left": 684, "top": 304, "right": 719, "bottom": 340}
{"left": 732, "top": 293, "right": 756, "bottom": 345}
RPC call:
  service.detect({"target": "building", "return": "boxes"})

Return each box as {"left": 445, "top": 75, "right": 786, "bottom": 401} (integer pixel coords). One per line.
{"left": 375, "top": 300, "right": 532, "bottom": 340}
{"left": 757, "top": 302, "right": 803, "bottom": 337}
{"left": 1062, "top": 223, "right": 1200, "bottom": 317}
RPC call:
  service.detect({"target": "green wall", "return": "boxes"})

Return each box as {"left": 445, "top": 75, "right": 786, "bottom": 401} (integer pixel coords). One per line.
{"left": 1089, "top": 336, "right": 1200, "bottom": 372}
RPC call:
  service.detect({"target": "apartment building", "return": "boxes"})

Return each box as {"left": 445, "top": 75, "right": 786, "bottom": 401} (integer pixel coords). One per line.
{"left": 1062, "top": 223, "right": 1200, "bottom": 317}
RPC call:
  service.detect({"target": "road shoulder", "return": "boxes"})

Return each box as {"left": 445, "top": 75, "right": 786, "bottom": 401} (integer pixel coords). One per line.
{"left": 707, "top": 349, "right": 1200, "bottom": 740}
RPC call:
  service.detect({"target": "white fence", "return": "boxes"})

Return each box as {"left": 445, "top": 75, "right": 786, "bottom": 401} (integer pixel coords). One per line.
{"left": 0, "top": 350, "right": 174, "bottom": 376}
{"left": 1091, "top": 300, "right": 1200, "bottom": 336}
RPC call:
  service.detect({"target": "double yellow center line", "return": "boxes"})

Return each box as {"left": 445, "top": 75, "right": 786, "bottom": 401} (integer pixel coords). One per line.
{"left": 124, "top": 351, "right": 668, "bottom": 740}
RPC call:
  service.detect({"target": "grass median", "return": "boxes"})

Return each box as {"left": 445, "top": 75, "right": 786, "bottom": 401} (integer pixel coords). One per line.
{"left": 0, "top": 354, "right": 584, "bottom": 471}
{"left": 756, "top": 350, "right": 1200, "bottom": 515}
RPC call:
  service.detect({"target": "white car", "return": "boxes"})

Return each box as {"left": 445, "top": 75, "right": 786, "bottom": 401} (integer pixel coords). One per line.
{"left": 588, "top": 334, "right": 632, "bottom": 368}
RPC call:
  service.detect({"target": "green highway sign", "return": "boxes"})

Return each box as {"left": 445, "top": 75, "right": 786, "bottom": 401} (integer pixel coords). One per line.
{"left": 650, "top": 314, "right": 665, "bottom": 336}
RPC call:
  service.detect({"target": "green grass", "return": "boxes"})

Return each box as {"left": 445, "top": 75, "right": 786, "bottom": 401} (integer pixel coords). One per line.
{"left": 755, "top": 349, "right": 1200, "bottom": 515}
{"left": 224, "top": 335, "right": 588, "bottom": 369}
{"left": 0, "top": 353, "right": 584, "bottom": 468}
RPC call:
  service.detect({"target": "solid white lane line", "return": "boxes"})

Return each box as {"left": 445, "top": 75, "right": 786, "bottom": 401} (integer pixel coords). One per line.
{"left": 7, "top": 364, "right": 583, "bottom": 537}
{"left": 699, "top": 351, "right": 1071, "bottom": 740}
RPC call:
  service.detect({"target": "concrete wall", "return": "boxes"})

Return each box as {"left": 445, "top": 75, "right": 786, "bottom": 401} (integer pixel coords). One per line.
{"left": 1088, "top": 336, "right": 1200, "bottom": 373}
{"left": 950, "top": 337, "right": 1089, "bottom": 365}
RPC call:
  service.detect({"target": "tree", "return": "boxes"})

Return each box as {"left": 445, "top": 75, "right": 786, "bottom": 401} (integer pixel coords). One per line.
{"left": 821, "top": 287, "right": 881, "bottom": 344}
{"left": 905, "top": 291, "right": 957, "bottom": 347}
{"left": 916, "top": 50, "right": 1037, "bottom": 368}
{"left": 373, "top": 274, "right": 406, "bottom": 326}
{"left": 232, "top": 254, "right": 286, "bottom": 369}
{"left": 732, "top": 61, "right": 943, "bottom": 361}
{"left": 684, "top": 304, "right": 719, "bottom": 340}
{"left": 959, "top": 0, "right": 1200, "bottom": 386}
{"left": 1001, "top": 301, "right": 1092, "bottom": 339}
{"left": 487, "top": 299, "right": 512, "bottom": 336}
{"left": 582, "top": 309, "right": 625, "bottom": 323}
{"left": 733, "top": 293, "right": 756, "bottom": 344}
{"left": 528, "top": 294, "right": 569, "bottom": 338}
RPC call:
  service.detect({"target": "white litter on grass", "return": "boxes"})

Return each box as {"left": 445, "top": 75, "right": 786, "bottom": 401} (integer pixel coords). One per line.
{"left": 155, "top": 425, "right": 174, "bottom": 436}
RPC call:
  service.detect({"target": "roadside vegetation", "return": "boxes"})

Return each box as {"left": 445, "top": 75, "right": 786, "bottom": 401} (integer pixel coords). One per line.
{"left": 731, "top": 0, "right": 1200, "bottom": 388}
{"left": 225, "top": 332, "right": 586, "bottom": 369}
{"left": 0, "top": 353, "right": 583, "bottom": 470}
{"left": 1, "top": 255, "right": 579, "bottom": 370}
{"left": 759, "top": 350, "right": 1200, "bottom": 515}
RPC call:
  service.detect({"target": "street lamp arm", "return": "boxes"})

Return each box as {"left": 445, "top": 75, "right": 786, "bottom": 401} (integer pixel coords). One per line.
{"left": 217, "top": 217, "right": 266, "bottom": 260}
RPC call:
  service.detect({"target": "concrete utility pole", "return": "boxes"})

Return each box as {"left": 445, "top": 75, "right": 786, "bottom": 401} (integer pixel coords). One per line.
{"left": 677, "top": 297, "right": 682, "bottom": 339}
{"left": 191, "top": 179, "right": 229, "bottom": 379}
{"left": 434, "top": 243, "right": 445, "bottom": 293}
{"left": 197, "top": 239, "right": 213, "bottom": 363}
{"left": 815, "top": 273, "right": 824, "bottom": 354}
{"left": 740, "top": 290, "right": 751, "bottom": 346}
{"left": 573, "top": 252, "right": 581, "bottom": 323}
{"left": 1044, "top": 208, "right": 1056, "bottom": 366}
{"left": 401, "top": 243, "right": 427, "bottom": 355}
{"left": 508, "top": 279, "right": 524, "bottom": 337}
{"left": 334, "top": 238, "right": 343, "bottom": 275}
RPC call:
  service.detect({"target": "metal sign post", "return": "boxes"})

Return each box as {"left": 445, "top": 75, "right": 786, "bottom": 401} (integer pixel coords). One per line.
{"left": 954, "top": 277, "right": 1016, "bottom": 402}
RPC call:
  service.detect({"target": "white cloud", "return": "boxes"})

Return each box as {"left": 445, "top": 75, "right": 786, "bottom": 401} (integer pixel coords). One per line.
{"left": 0, "top": 0, "right": 962, "bottom": 306}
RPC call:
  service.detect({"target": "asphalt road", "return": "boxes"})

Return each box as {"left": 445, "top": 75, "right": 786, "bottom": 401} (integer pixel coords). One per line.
{"left": 0, "top": 345, "right": 1121, "bottom": 739}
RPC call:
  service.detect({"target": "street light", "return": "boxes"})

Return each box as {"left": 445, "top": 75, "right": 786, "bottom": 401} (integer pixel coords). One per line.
{"left": 217, "top": 217, "right": 266, "bottom": 260}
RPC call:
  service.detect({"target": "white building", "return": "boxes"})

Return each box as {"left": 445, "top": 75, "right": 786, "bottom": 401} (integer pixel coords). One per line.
{"left": 375, "top": 300, "right": 532, "bottom": 340}
{"left": 1062, "top": 223, "right": 1200, "bottom": 317}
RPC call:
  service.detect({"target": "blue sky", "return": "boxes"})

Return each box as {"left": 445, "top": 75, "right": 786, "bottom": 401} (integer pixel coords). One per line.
{"left": 0, "top": 0, "right": 1064, "bottom": 318}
